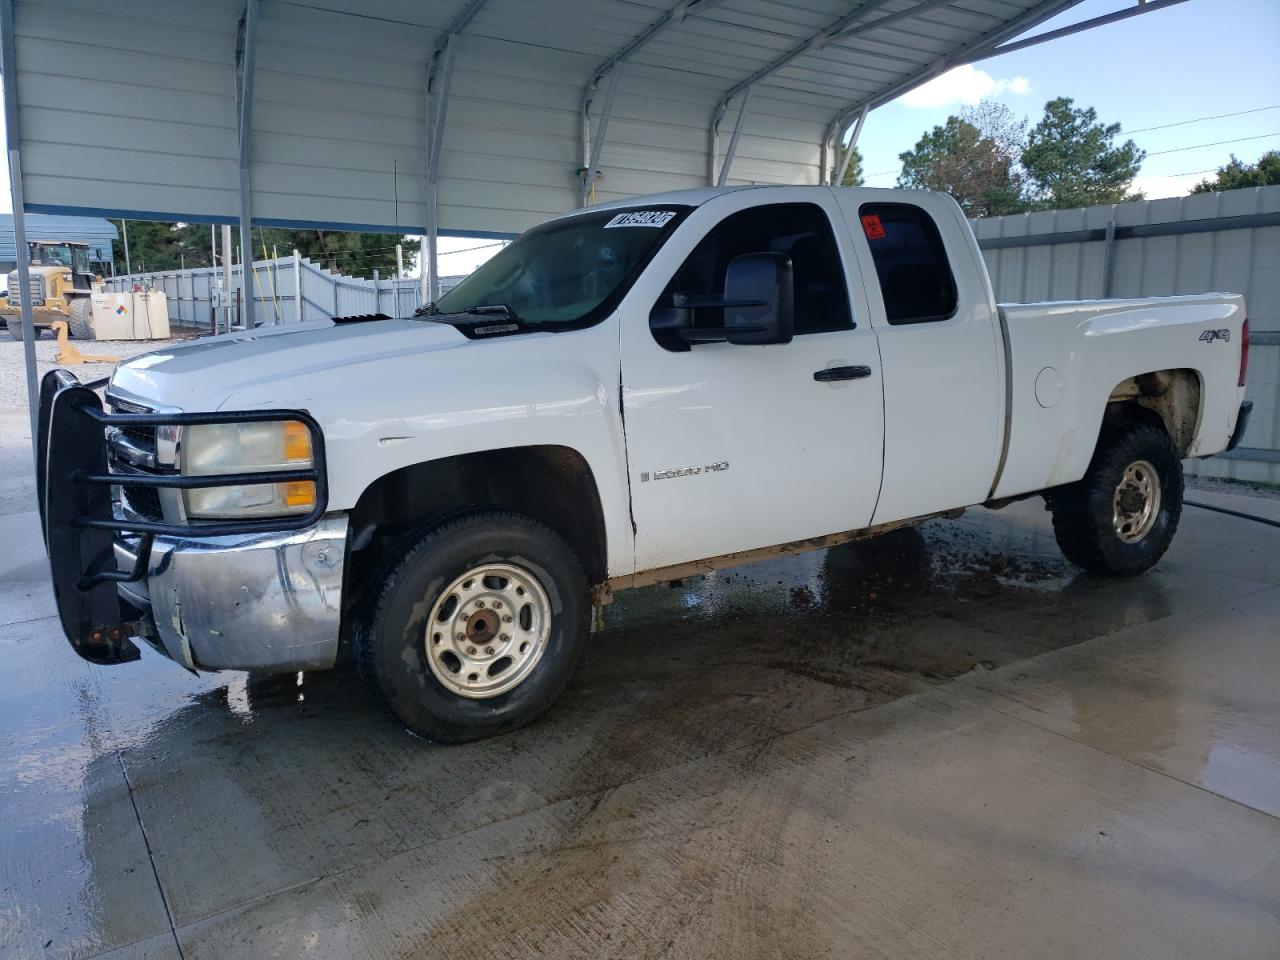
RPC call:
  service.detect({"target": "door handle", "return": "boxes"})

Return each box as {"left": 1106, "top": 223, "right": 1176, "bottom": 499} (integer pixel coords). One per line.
{"left": 813, "top": 365, "right": 872, "bottom": 382}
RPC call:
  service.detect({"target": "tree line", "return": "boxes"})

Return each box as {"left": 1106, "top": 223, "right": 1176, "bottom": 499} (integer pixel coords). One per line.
{"left": 837, "top": 95, "right": 1279, "bottom": 217}
{"left": 113, "top": 225, "right": 420, "bottom": 279}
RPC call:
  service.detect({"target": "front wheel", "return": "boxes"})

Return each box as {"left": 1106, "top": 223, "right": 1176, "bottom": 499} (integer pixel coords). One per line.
{"left": 356, "top": 509, "right": 590, "bottom": 743}
{"left": 67, "top": 297, "right": 94, "bottom": 339}
{"left": 1049, "top": 421, "right": 1183, "bottom": 576}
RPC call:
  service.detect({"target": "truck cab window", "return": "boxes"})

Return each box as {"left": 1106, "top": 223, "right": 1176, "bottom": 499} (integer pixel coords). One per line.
{"left": 655, "top": 203, "right": 852, "bottom": 338}
{"left": 858, "top": 203, "right": 957, "bottom": 325}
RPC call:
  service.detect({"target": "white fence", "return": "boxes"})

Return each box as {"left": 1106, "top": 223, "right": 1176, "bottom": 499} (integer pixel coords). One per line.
{"left": 107, "top": 254, "right": 465, "bottom": 328}
{"left": 971, "top": 185, "right": 1280, "bottom": 485}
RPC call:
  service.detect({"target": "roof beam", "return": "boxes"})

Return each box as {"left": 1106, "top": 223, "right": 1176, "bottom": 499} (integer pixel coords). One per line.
{"left": 966, "top": 0, "right": 1192, "bottom": 63}
{"left": 712, "top": 0, "right": 934, "bottom": 124}
{"left": 708, "top": 0, "right": 951, "bottom": 185}
{"left": 824, "top": 0, "right": 1190, "bottom": 154}
{"left": 582, "top": 0, "right": 732, "bottom": 114}
{"left": 579, "top": 0, "right": 733, "bottom": 198}
{"left": 823, "top": 0, "right": 1084, "bottom": 148}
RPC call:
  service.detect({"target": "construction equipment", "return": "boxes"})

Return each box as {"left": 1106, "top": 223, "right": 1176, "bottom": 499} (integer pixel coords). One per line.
{"left": 1, "top": 240, "right": 97, "bottom": 341}
{"left": 48, "top": 320, "right": 121, "bottom": 366}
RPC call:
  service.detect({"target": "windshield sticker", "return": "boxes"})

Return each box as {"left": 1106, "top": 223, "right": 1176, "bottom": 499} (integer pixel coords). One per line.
{"left": 861, "top": 214, "right": 886, "bottom": 240}
{"left": 605, "top": 210, "right": 677, "bottom": 229}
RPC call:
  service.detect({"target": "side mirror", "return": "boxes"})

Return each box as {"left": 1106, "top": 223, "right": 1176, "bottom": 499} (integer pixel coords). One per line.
{"left": 724, "top": 252, "right": 793, "bottom": 345}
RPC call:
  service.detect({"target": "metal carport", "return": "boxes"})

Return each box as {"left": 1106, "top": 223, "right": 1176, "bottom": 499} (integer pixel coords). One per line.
{"left": 2, "top": 0, "right": 1190, "bottom": 443}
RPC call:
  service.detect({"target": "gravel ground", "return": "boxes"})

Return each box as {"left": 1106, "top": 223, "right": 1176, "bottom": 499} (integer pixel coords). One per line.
{"left": 0, "top": 332, "right": 189, "bottom": 409}
{"left": 0, "top": 332, "right": 195, "bottom": 516}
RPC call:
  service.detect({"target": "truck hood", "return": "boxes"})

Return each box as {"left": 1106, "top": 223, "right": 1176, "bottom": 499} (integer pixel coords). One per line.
{"left": 108, "top": 318, "right": 473, "bottom": 411}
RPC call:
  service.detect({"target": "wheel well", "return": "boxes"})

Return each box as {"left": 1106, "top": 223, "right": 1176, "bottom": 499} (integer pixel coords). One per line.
{"left": 346, "top": 445, "right": 609, "bottom": 602}
{"left": 1105, "top": 368, "right": 1201, "bottom": 456}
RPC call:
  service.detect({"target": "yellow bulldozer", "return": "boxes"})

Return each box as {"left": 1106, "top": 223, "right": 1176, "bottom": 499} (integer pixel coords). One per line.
{"left": 1, "top": 240, "right": 96, "bottom": 341}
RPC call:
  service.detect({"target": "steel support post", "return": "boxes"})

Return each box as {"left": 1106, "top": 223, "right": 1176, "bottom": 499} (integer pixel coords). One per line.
{"left": 235, "top": 0, "right": 260, "bottom": 327}
{"left": 1, "top": 0, "right": 40, "bottom": 457}
{"left": 580, "top": 67, "right": 619, "bottom": 206}
{"left": 835, "top": 106, "right": 868, "bottom": 186}
{"left": 716, "top": 84, "right": 754, "bottom": 187}
{"left": 581, "top": 0, "right": 734, "bottom": 190}
{"left": 425, "top": 32, "right": 457, "bottom": 304}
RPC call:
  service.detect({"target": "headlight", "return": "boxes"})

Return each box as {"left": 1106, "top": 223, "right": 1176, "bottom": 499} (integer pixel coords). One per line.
{"left": 181, "top": 420, "right": 316, "bottom": 518}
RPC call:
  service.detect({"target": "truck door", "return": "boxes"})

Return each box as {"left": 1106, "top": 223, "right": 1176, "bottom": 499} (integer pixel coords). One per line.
{"left": 831, "top": 194, "right": 1004, "bottom": 524}
{"left": 619, "top": 192, "right": 885, "bottom": 574}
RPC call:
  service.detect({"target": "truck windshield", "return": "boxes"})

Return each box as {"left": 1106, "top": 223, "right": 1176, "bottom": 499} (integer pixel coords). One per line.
{"left": 432, "top": 206, "right": 690, "bottom": 329}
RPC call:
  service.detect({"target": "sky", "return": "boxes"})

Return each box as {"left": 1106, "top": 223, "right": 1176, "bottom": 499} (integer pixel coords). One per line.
{"left": 854, "top": 0, "right": 1280, "bottom": 197}
{"left": 1, "top": 0, "right": 1277, "bottom": 277}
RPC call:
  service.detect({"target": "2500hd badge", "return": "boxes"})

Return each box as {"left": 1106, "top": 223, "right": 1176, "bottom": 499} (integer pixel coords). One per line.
{"left": 641, "top": 461, "right": 730, "bottom": 482}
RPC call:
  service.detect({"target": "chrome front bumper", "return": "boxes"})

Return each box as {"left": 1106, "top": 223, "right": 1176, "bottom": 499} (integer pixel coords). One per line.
{"left": 115, "top": 514, "right": 349, "bottom": 672}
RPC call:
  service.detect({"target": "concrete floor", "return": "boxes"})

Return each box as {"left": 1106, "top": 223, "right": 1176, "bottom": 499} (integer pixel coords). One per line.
{"left": 1, "top": 425, "right": 1278, "bottom": 957}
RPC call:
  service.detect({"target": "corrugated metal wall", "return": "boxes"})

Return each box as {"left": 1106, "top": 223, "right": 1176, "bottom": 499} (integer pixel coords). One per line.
{"left": 13, "top": 0, "right": 1059, "bottom": 237}
{"left": 972, "top": 185, "right": 1280, "bottom": 484}
{"left": 15, "top": 0, "right": 243, "bottom": 219}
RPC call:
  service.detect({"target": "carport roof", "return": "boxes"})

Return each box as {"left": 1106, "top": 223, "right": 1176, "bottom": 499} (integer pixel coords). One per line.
{"left": 1, "top": 0, "right": 1106, "bottom": 237}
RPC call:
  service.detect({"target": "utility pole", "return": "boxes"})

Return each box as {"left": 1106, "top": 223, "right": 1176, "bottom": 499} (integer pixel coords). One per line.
{"left": 222, "top": 223, "right": 234, "bottom": 331}
{"left": 395, "top": 243, "right": 404, "bottom": 319}
{"left": 121, "top": 219, "right": 132, "bottom": 275}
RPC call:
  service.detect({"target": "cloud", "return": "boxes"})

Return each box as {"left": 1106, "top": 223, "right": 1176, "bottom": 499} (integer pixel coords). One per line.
{"left": 900, "top": 64, "right": 1031, "bottom": 109}
{"left": 1131, "top": 173, "right": 1205, "bottom": 200}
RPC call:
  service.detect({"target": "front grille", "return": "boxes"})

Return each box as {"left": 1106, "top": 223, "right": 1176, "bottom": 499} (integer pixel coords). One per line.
{"left": 120, "top": 484, "right": 163, "bottom": 521}
{"left": 7, "top": 272, "right": 44, "bottom": 305}
{"left": 109, "top": 397, "right": 158, "bottom": 457}
{"left": 106, "top": 397, "right": 166, "bottom": 522}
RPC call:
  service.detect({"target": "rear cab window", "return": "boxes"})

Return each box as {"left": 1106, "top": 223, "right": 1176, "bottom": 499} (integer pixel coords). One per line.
{"left": 858, "top": 202, "right": 958, "bottom": 325}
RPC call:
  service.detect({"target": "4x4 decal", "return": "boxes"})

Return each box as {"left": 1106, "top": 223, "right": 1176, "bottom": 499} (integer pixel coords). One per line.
{"left": 1199, "top": 328, "right": 1231, "bottom": 343}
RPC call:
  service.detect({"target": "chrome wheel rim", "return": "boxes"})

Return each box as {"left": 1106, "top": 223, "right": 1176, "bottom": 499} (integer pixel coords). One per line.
{"left": 424, "top": 562, "right": 551, "bottom": 699}
{"left": 1112, "top": 459, "right": 1161, "bottom": 543}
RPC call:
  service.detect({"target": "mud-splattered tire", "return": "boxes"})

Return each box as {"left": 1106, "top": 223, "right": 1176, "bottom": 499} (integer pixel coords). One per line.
{"left": 5, "top": 318, "right": 41, "bottom": 340}
{"left": 1049, "top": 421, "right": 1183, "bottom": 576}
{"left": 355, "top": 509, "right": 590, "bottom": 743}
{"left": 67, "top": 297, "right": 94, "bottom": 339}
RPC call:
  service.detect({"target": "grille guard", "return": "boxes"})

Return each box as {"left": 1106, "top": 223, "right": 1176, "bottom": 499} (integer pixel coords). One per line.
{"left": 37, "top": 369, "right": 329, "bottom": 665}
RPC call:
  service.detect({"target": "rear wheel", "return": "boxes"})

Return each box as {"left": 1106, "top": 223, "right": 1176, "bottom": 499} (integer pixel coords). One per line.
{"left": 1049, "top": 421, "right": 1183, "bottom": 576}
{"left": 355, "top": 509, "right": 590, "bottom": 743}
{"left": 67, "top": 297, "right": 94, "bottom": 339}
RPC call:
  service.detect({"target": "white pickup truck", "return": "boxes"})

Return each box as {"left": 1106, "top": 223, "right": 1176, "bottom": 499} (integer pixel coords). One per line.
{"left": 39, "top": 186, "right": 1252, "bottom": 743}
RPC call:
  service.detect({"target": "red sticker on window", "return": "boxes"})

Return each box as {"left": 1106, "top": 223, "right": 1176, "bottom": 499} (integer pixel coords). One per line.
{"left": 861, "top": 214, "right": 886, "bottom": 240}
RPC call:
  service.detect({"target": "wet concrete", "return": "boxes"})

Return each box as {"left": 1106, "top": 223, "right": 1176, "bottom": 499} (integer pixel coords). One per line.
{"left": 1, "top": 486, "right": 1278, "bottom": 958}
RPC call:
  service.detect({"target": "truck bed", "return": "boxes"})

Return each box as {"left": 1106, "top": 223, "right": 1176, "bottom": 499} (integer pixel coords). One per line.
{"left": 993, "top": 293, "right": 1247, "bottom": 500}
